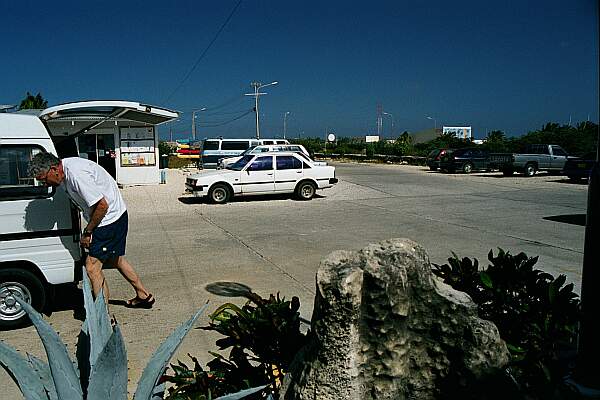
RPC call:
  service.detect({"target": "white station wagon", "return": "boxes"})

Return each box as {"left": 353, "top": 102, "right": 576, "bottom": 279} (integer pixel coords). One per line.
{"left": 185, "top": 152, "right": 338, "bottom": 203}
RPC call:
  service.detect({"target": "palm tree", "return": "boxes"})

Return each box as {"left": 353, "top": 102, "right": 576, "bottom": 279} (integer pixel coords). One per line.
{"left": 19, "top": 92, "right": 48, "bottom": 110}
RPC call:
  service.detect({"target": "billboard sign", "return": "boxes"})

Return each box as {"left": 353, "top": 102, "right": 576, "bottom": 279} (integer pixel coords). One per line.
{"left": 443, "top": 126, "right": 471, "bottom": 140}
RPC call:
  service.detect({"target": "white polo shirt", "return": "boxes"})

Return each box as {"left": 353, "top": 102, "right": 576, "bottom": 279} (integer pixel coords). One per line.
{"left": 61, "top": 157, "right": 127, "bottom": 227}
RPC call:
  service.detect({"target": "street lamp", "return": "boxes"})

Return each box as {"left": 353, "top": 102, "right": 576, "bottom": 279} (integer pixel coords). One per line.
{"left": 245, "top": 81, "right": 278, "bottom": 139}
{"left": 426, "top": 115, "right": 437, "bottom": 130}
{"left": 283, "top": 111, "right": 290, "bottom": 139}
{"left": 191, "top": 107, "right": 207, "bottom": 142}
{"left": 382, "top": 112, "right": 394, "bottom": 136}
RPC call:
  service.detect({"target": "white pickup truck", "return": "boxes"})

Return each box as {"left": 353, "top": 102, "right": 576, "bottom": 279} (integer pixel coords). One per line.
{"left": 186, "top": 152, "right": 338, "bottom": 203}
{"left": 0, "top": 101, "right": 177, "bottom": 328}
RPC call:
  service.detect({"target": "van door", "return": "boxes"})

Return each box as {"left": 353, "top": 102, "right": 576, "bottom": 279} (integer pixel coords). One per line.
{"left": 0, "top": 143, "right": 81, "bottom": 283}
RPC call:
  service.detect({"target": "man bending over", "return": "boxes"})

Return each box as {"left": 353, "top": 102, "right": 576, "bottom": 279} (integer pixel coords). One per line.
{"left": 29, "top": 152, "right": 154, "bottom": 308}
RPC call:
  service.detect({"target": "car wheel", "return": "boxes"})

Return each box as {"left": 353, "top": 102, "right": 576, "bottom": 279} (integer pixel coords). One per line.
{"left": 428, "top": 166, "right": 438, "bottom": 171}
{"left": 0, "top": 268, "right": 46, "bottom": 329}
{"left": 462, "top": 162, "right": 473, "bottom": 174}
{"left": 295, "top": 181, "right": 316, "bottom": 200}
{"left": 209, "top": 183, "right": 231, "bottom": 204}
{"left": 524, "top": 163, "right": 536, "bottom": 177}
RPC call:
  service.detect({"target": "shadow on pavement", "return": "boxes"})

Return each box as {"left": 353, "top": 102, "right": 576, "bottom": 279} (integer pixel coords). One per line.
{"left": 543, "top": 214, "right": 586, "bottom": 226}
{"left": 548, "top": 178, "right": 589, "bottom": 185}
{"left": 205, "top": 281, "right": 253, "bottom": 298}
{"left": 178, "top": 193, "right": 324, "bottom": 205}
{"left": 49, "top": 282, "right": 85, "bottom": 321}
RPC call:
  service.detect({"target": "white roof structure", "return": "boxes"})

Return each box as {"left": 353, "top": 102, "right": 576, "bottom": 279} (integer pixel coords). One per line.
{"left": 0, "top": 113, "right": 49, "bottom": 139}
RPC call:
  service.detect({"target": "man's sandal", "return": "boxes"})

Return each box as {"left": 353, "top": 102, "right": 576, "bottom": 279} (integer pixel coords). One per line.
{"left": 125, "top": 294, "right": 155, "bottom": 309}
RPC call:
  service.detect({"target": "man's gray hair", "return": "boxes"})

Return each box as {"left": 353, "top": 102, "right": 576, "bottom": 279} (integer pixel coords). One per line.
{"left": 28, "top": 152, "right": 60, "bottom": 177}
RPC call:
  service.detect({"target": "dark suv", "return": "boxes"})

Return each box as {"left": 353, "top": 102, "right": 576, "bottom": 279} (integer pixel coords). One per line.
{"left": 440, "top": 148, "right": 491, "bottom": 173}
{"left": 426, "top": 148, "right": 449, "bottom": 171}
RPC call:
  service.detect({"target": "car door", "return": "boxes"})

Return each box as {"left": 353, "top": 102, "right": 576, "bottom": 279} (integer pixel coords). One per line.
{"left": 550, "top": 145, "right": 568, "bottom": 169}
{"left": 240, "top": 155, "right": 275, "bottom": 194}
{"left": 537, "top": 145, "right": 551, "bottom": 169}
{"left": 274, "top": 155, "right": 303, "bottom": 192}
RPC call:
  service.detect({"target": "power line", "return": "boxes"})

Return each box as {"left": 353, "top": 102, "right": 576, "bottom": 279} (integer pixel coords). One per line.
{"left": 197, "top": 109, "right": 253, "bottom": 127}
{"left": 162, "top": 0, "right": 244, "bottom": 103}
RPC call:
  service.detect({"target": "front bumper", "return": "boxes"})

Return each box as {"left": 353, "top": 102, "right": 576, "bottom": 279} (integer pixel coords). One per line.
{"left": 185, "top": 181, "right": 207, "bottom": 197}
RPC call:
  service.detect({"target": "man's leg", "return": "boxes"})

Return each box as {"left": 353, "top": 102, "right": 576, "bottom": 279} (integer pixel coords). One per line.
{"left": 114, "top": 256, "right": 151, "bottom": 299}
{"left": 85, "top": 255, "right": 109, "bottom": 301}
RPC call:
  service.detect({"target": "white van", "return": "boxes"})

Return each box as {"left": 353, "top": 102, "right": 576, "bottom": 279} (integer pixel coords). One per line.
{"left": 217, "top": 144, "right": 314, "bottom": 169}
{"left": 201, "top": 138, "right": 290, "bottom": 168}
{"left": 0, "top": 101, "right": 177, "bottom": 328}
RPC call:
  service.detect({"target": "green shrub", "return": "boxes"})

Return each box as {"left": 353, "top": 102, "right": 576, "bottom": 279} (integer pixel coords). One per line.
{"left": 432, "top": 249, "right": 580, "bottom": 399}
{"left": 164, "top": 292, "right": 307, "bottom": 398}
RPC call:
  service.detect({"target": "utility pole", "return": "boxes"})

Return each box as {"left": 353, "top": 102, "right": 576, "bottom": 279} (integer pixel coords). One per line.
{"left": 572, "top": 125, "right": 600, "bottom": 393}
{"left": 191, "top": 108, "right": 206, "bottom": 142}
{"left": 376, "top": 103, "right": 383, "bottom": 136}
{"left": 191, "top": 112, "right": 195, "bottom": 141}
{"left": 283, "top": 111, "right": 290, "bottom": 139}
{"left": 245, "top": 81, "right": 278, "bottom": 140}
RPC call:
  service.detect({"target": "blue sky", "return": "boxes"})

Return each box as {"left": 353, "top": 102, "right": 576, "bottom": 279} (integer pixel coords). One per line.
{"left": 1, "top": 0, "right": 598, "bottom": 140}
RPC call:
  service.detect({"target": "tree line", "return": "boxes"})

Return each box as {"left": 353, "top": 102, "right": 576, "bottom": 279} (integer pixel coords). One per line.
{"left": 291, "top": 122, "right": 598, "bottom": 158}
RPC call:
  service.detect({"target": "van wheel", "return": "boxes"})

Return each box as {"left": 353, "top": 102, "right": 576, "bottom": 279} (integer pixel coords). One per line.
{"left": 295, "top": 181, "right": 316, "bottom": 200}
{"left": 0, "top": 269, "right": 46, "bottom": 329}
{"left": 209, "top": 183, "right": 231, "bottom": 204}
{"left": 462, "top": 162, "right": 473, "bottom": 174}
{"left": 524, "top": 163, "right": 536, "bottom": 177}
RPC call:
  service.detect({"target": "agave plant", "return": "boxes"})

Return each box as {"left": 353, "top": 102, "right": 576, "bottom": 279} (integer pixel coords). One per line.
{"left": 0, "top": 267, "right": 266, "bottom": 400}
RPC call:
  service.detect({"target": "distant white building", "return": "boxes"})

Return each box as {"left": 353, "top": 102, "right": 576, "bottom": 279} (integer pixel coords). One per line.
{"left": 443, "top": 126, "right": 472, "bottom": 140}
{"left": 365, "top": 135, "right": 380, "bottom": 143}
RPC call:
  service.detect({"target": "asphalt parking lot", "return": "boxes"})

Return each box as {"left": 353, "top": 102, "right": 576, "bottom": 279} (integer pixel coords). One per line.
{"left": 1, "top": 162, "right": 589, "bottom": 398}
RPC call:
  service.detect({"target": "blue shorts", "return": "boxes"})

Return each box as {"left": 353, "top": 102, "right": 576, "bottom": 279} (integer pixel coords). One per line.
{"left": 89, "top": 211, "right": 128, "bottom": 262}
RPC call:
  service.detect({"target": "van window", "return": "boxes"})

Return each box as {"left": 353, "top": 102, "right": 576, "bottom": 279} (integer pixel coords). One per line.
{"left": 203, "top": 140, "right": 219, "bottom": 150}
{"left": 0, "top": 145, "right": 52, "bottom": 200}
{"left": 262, "top": 140, "right": 275, "bottom": 145}
{"left": 221, "top": 141, "right": 250, "bottom": 150}
{"left": 276, "top": 140, "right": 287, "bottom": 144}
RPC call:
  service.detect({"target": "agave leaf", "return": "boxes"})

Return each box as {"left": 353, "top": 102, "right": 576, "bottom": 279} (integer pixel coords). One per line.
{"left": 213, "top": 385, "right": 268, "bottom": 400}
{"left": 27, "top": 354, "right": 58, "bottom": 400}
{"left": 87, "top": 324, "right": 128, "bottom": 400}
{"left": 75, "top": 321, "right": 90, "bottom": 396}
{"left": 0, "top": 341, "right": 50, "bottom": 400}
{"left": 81, "top": 268, "right": 112, "bottom": 368}
{"left": 133, "top": 303, "right": 209, "bottom": 400}
{"left": 14, "top": 297, "right": 83, "bottom": 400}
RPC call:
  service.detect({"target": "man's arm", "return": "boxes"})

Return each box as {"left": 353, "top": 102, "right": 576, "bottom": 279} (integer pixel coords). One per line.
{"left": 80, "top": 197, "right": 109, "bottom": 247}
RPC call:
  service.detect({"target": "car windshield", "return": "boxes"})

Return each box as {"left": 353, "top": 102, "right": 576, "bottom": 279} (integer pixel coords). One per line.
{"left": 228, "top": 155, "right": 254, "bottom": 171}
{"left": 240, "top": 146, "right": 257, "bottom": 156}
